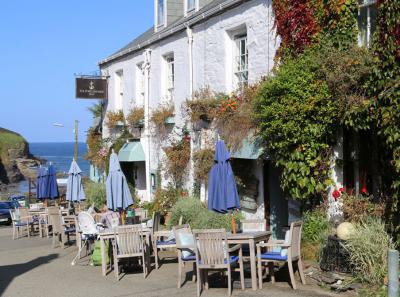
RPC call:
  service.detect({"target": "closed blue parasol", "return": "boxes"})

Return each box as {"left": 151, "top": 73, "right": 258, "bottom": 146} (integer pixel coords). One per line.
{"left": 36, "top": 166, "right": 48, "bottom": 199}
{"left": 208, "top": 140, "right": 240, "bottom": 213}
{"left": 106, "top": 151, "right": 133, "bottom": 211}
{"left": 45, "top": 164, "right": 59, "bottom": 199}
{"left": 66, "top": 159, "right": 86, "bottom": 202}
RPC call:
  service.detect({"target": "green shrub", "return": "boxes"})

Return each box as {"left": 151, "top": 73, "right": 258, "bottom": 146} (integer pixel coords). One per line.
{"left": 302, "top": 210, "right": 330, "bottom": 243}
{"left": 343, "top": 217, "right": 395, "bottom": 285}
{"left": 168, "top": 197, "right": 243, "bottom": 231}
{"left": 84, "top": 181, "right": 106, "bottom": 209}
{"left": 140, "top": 201, "right": 156, "bottom": 218}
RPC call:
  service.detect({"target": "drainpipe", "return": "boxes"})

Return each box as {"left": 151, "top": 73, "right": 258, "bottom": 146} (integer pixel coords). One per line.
{"left": 143, "top": 49, "right": 152, "bottom": 201}
{"left": 186, "top": 26, "right": 194, "bottom": 96}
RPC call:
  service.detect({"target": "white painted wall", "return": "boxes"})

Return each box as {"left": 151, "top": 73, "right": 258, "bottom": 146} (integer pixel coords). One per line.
{"left": 100, "top": 0, "right": 278, "bottom": 217}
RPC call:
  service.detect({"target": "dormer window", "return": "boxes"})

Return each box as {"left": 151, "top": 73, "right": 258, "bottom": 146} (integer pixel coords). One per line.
{"left": 157, "top": 0, "right": 165, "bottom": 27}
{"left": 187, "top": 0, "right": 196, "bottom": 12}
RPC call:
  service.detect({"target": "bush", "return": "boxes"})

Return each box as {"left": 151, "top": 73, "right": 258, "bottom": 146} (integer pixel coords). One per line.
{"left": 343, "top": 217, "right": 395, "bottom": 285}
{"left": 302, "top": 210, "right": 330, "bottom": 243}
{"left": 168, "top": 197, "right": 243, "bottom": 231}
{"left": 301, "top": 210, "right": 330, "bottom": 261}
{"left": 84, "top": 181, "right": 106, "bottom": 209}
{"left": 153, "top": 187, "right": 181, "bottom": 215}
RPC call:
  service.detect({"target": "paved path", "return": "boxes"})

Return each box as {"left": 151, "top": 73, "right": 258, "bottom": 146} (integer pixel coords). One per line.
{"left": 0, "top": 226, "right": 342, "bottom": 297}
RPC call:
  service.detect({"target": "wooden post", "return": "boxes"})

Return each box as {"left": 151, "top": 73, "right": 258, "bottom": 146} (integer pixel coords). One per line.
{"left": 74, "top": 120, "right": 79, "bottom": 161}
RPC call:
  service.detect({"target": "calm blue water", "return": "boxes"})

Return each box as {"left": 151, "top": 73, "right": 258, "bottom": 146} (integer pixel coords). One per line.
{"left": 29, "top": 142, "right": 90, "bottom": 176}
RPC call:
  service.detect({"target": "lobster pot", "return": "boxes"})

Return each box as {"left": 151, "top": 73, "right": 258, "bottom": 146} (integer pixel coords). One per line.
{"left": 320, "top": 236, "right": 353, "bottom": 273}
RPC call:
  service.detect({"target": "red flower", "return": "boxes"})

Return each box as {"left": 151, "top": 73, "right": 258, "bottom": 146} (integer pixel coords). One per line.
{"left": 339, "top": 187, "right": 345, "bottom": 193}
{"left": 332, "top": 190, "right": 341, "bottom": 200}
{"left": 361, "top": 187, "right": 368, "bottom": 195}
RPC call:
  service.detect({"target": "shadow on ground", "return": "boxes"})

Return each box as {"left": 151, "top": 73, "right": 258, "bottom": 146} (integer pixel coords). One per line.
{"left": 0, "top": 253, "right": 58, "bottom": 295}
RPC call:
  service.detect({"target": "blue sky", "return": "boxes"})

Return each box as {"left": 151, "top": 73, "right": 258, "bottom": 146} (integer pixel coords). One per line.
{"left": 0, "top": 1, "right": 153, "bottom": 143}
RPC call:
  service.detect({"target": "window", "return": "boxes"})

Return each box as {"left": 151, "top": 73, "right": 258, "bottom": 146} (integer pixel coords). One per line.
{"left": 358, "top": 0, "right": 377, "bottom": 47}
{"left": 187, "top": 0, "right": 196, "bottom": 12}
{"left": 157, "top": 0, "right": 165, "bottom": 26}
{"left": 163, "top": 54, "right": 174, "bottom": 102}
{"left": 234, "top": 34, "right": 248, "bottom": 89}
{"left": 136, "top": 63, "right": 145, "bottom": 106}
{"left": 115, "top": 70, "right": 123, "bottom": 110}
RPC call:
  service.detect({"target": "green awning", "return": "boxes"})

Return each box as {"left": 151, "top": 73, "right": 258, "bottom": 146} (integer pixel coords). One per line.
{"left": 118, "top": 141, "right": 145, "bottom": 162}
{"left": 231, "top": 139, "right": 263, "bottom": 160}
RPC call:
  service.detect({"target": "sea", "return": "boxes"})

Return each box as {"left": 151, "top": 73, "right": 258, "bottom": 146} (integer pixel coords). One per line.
{"left": 29, "top": 142, "right": 90, "bottom": 176}
{"left": 11, "top": 142, "right": 90, "bottom": 195}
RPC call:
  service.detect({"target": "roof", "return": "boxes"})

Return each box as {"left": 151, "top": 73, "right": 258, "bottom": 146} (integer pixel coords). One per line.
{"left": 99, "top": 0, "right": 247, "bottom": 66}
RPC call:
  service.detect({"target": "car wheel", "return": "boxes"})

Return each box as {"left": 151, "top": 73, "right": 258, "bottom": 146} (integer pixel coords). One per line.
{"left": 6, "top": 218, "right": 12, "bottom": 226}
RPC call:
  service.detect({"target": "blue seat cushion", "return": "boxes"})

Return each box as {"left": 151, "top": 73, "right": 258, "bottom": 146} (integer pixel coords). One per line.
{"left": 182, "top": 254, "right": 196, "bottom": 261}
{"left": 198, "top": 255, "right": 239, "bottom": 265}
{"left": 15, "top": 222, "right": 29, "bottom": 227}
{"left": 157, "top": 239, "right": 176, "bottom": 246}
{"left": 64, "top": 227, "right": 76, "bottom": 233}
{"left": 259, "top": 252, "right": 287, "bottom": 261}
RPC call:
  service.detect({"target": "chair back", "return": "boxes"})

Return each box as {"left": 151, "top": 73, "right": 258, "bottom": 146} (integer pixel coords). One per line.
{"left": 289, "top": 221, "right": 303, "bottom": 259}
{"left": 9, "top": 209, "right": 18, "bottom": 222}
{"left": 193, "top": 229, "right": 228, "bottom": 266}
{"left": 48, "top": 207, "right": 62, "bottom": 233}
{"left": 240, "top": 219, "right": 267, "bottom": 232}
{"left": 114, "top": 225, "right": 144, "bottom": 256}
{"left": 173, "top": 224, "right": 192, "bottom": 249}
{"left": 77, "top": 211, "right": 98, "bottom": 235}
{"left": 152, "top": 211, "right": 161, "bottom": 233}
{"left": 104, "top": 212, "right": 120, "bottom": 229}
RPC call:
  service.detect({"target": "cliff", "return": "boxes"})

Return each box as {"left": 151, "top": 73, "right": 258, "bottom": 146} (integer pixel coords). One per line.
{"left": 0, "top": 128, "right": 40, "bottom": 186}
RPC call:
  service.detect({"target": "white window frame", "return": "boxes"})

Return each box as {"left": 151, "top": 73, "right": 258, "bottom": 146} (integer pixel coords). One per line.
{"left": 358, "top": 0, "right": 377, "bottom": 47}
{"left": 186, "top": 0, "right": 197, "bottom": 14}
{"left": 115, "top": 70, "right": 124, "bottom": 110}
{"left": 234, "top": 34, "right": 248, "bottom": 90}
{"left": 156, "top": 0, "right": 165, "bottom": 27}
{"left": 162, "top": 53, "right": 174, "bottom": 103}
{"left": 136, "top": 63, "right": 145, "bottom": 107}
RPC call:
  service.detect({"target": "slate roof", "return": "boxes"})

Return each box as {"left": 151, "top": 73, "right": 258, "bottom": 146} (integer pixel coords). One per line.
{"left": 99, "top": 0, "right": 246, "bottom": 66}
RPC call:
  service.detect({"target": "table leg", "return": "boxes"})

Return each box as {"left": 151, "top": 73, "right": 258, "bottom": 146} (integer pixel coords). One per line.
{"left": 100, "top": 237, "right": 106, "bottom": 276}
{"left": 249, "top": 239, "right": 257, "bottom": 290}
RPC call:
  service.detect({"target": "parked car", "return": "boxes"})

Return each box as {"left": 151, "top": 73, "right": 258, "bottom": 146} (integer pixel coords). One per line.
{"left": 0, "top": 201, "right": 18, "bottom": 225}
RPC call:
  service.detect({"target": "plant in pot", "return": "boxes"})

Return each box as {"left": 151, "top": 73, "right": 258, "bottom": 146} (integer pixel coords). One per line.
{"left": 126, "top": 106, "right": 145, "bottom": 128}
{"left": 150, "top": 104, "right": 175, "bottom": 137}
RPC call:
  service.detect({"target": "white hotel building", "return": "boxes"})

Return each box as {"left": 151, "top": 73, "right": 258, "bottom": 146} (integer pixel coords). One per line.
{"left": 96, "top": 0, "right": 377, "bottom": 235}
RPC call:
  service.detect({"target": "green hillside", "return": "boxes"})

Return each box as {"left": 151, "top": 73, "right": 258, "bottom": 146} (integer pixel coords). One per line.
{"left": 0, "top": 128, "right": 26, "bottom": 157}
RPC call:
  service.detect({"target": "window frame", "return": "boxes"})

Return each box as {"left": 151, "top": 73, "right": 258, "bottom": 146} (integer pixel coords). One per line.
{"left": 357, "top": 0, "right": 377, "bottom": 47}
{"left": 233, "top": 34, "right": 248, "bottom": 90}
{"left": 157, "top": 0, "right": 165, "bottom": 27}
{"left": 163, "top": 53, "right": 175, "bottom": 103}
{"left": 186, "top": 0, "right": 196, "bottom": 13}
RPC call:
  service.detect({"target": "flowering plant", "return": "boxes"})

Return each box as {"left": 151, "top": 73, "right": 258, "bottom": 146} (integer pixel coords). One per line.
{"left": 332, "top": 187, "right": 345, "bottom": 201}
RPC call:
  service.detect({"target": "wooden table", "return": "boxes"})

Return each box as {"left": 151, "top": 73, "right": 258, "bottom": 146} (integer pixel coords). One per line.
{"left": 99, "top": 227, "right": 151, "bottom": 276}
{"left": 227, "top": 231, "right": 271, "bottom": 290}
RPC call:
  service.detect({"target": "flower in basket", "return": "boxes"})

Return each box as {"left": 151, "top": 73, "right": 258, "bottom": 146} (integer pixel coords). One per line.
{"left": 97, "top": 147, "right": 109, "bottom": 160}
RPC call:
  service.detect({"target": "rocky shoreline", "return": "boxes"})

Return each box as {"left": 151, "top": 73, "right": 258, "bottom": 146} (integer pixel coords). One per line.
{"left": 0, "top": 127, "right": 41, "bottom": 197}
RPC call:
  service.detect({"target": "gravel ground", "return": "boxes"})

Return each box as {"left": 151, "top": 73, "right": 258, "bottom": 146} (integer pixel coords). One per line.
{"left": 0, "top": 226, "right": 345, "bottom": 297}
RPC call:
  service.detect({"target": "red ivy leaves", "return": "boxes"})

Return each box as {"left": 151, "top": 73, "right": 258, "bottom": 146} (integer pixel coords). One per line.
{"left": 272, "top": 0, "right": 319, "bottom": 54}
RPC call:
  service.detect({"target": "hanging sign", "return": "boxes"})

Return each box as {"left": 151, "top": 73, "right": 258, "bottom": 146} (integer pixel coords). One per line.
{"left": 76, "top": 77, "right": 108, "bottom": 99}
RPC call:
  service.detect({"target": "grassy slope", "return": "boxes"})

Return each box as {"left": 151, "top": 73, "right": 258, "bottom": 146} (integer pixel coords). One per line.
{"left": 0, "top": 127, "right": 26, "bottom": 157}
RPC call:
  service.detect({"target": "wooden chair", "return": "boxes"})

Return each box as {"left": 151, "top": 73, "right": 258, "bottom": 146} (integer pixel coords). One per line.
{"left": 240, "top": 219, "right": 267, "bottom": 232}
{"left": 112, "top": 225, "right": 148, "bottom": 280}
{"left": 173, "top": 224, "right": 196, "bottom": 288}
{"left": 193, "top": 229, "right": 244, "bottom": 296}
{"left": 256, "top": 221, "right": 306, "bottom": 289}
{"left": 48, "top": 207, "right": 66, "bottom": 248}
{"left": 152, "top": 211, "right": 176, "bottom": 269}
{"left": 10, "top": 208, "right": 33, "bottom": 239}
